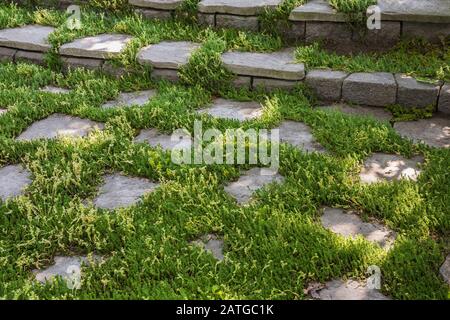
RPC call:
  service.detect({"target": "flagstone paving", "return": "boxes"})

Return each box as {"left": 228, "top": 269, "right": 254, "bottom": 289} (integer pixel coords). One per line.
{"left": 224, "top": 167, "right": 284, "bottom": 204}
{"left": 393, "top": 116, "right": 450, "bottom": 148}
{"left": 101, "top": 90, "right": 157, "bottom": 109}
{"left": 59, "top": 34, "right": 133, "bottom": 59}
{"left": 33, "top": 255, "right": 101, "bottom": 289}
{"left": 40, "top": 86, "right": 71, "bottom": 94}
{"left": 440, "top": 255, "right": 450, "bottom": 285}
{"left": 16, "top": 114, "right": 104, "bottom": 141}
{"left": 198, "top": 0, "right": 283, "bottom": 15}
{"left": 0, "top": 165, "right": 32, "bottom": 202}
{"left": 359, "top": 153, "right": 423, "bottom": 184}
{"left": 197, "top": 98, "right": 263, "bottom": 121}
{"left": 276, "top": 120, "right": 325, "bottom": 152}
{"left": 0, "top": 25, "right": 54, "bottom": 52}
{"left": 93, "top": 173, "right": 160, "bottom": 210}
{"left": 134, "top": 128, "right": 192, "bottom": 151}
{"left": 320, "top": 207, "right": 396, "bottom": 249}
{"left": 137, "top": 41, "right": 201, "bottom": 69}
{"left": 306, "top": 279, "right": 390, "bottom": 300}
{"left": 318, "top": 104, "right": 393, "bottom": 123}
{"left": 191, "top": 234, "right": 224, "bottom": 261}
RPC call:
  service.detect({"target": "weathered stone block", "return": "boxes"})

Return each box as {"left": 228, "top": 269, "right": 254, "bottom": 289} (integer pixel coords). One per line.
{"left": 134, "top": 8, "right": 173, "bottom": 20}
{"left": 289, "top": 0, "right": 346, "bottom": 22}
{"left": 352, "top": 21, "right": 401, "bottom": 47}
{"left": 102, "top": 61, "right": 129, "bottom": 78}
{"left": 0, "top": 25, "right": 54, "bottom": 52}
{"left": 232, "top": 76, "right": 251, "bottom": 89}
{"left": 138, "top": 41, "right": 201, "bottom": 69}
{"left": 216, "top": 14, "right": 259, "bottom": 32}
{"left": 15, "top": 50, "right": 46, "bottom": 66}
{"left": 252, "top": 77, "right": 298, "bottom": 91}
{"left": 438, "top": 83, "right": 450, "bottom": 115}
{"left": 342, "top": 72, "right": 397, "bottom": 107}
{"left": 62, "top": 56, "right": 103, "bottom": 72}
{"left": 0, "top": 47, "right": 16, "bottom": 63}
{"left": 129, "top": 0, "right": 183, "bottom": 10}
{"left": 59, "top": 34, "right": 133, "bottom": 59}
{"left": 151, "top": 68, "right": 180, "bottom": 82}
{"left": 198, "top": 0, "right": 283, "bottom": 16}
{"left": 395, "top": 74, "right": 441, "bottom": 109}
{"left": 197, "top": 13, "right": 215, "bottom": 26}
{"left": 305, "top": 21, "right": 352, "bottom": 43}
{"left": 305, "top": 69, "right": 348, "bottom": 101}
{"left": 402, "top": 22, "right": 450, "bottom": 43}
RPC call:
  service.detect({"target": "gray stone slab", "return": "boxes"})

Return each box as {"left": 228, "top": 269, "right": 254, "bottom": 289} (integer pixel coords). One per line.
{"left": 40, "top": 86, "right": 71, "bottom": 94}
{"left": 216, "top": 14, "right": 259, "bottom": 31}
{"left": 151, "top": 68, "right": 180, "bottom": 82}
{"left": 60, "top": 34, "right": 133, "bottom": 59}
{"left": 198, "top": 13, "right": 215, "bottom": 26}
{"left": 134, "top": 8, "right": 173, "bottom": 20}
{"left": 0, "top": 165, "right": 32, "bottom": 202}
{"left": 222, "top": 49, "right": 305, "bottom": 81}
{"left": 342, "top": 72, "right": 397, "bottom": 107}
{"left": 224, "top": 167, "right": 284, "bottom": 204}
{"left": 15, "top": 50, "right": 46, "bottom": 66}
{"left": 395, "top": 74, "right": 441, "bottom": 109}
{"left": 276, "top": 120, "right": 325, "bottom": 152}
{"left": 439, "top": 84, "right": 450, "bottom": 115}
{"left": 33, "top": 255, "right": 101, "bottom": 289}
{"left": 307, "top": 279, "right": 390, "bottom": 300}
{"left": 16, "top": 114, "right": 104, "bottom": 141}
{"left": 440, "top": 254, "right": 450, "bottom": 285}
{"left": 0, "top": 25, "right": 54, "bottom": 52}
{"left": 198, "top": 0, "right": 283, "bottom": 15}
{"left": 252, "top": 78, "right": 298, "bottom": 91}
{"left": 305, "top": 69, "right": 348, "bottom": 101}
{"left": 134, "top": 128, "right": 192, "bottom": 151}
{"left": 93, "top": 173, "right": 159, "bottom": 210}
{"left": 321, "top": 207, "right": 395, "bottom": 249}
{"left": 0, "top": 47, "right": 16, "bottom": 62}
{"left": 101, "top": 90, "right": 157, "bottom": 109}
{"left": 289, "top": 0, "right": 347, "bottom": 22}
{"left": 359, "top": 153, "right": 424, "bottom": 184}
{"left": 305, "top": 21, "right": 353, "bottom": 43}
{"left": 378, "top": 0, "right": 450, "bottom": 23}
{"left": 394, "top": 116, "right": 450, "bottom": 148}
{"left": 191, "top": 234, "right": 224, "bottom": 261}
{"left": 137, "top": 41, "right": 201, "bottom": 70}
{"left": 402, "top": 22, "right": 450, "bottom": 43}
{"left": 62, "top": 56, "right": 104, "bottom": 72}
{"left": 129, "top": 0, "right": 183, "bottom": 10}
{"left": 197, "top": 98, "right": 263, "bottom": 121}
{"left": 319, "top": 104, "right": 393, "bottom": 122}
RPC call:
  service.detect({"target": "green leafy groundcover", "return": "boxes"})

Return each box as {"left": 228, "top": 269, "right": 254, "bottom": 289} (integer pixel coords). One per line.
{"left": 0, "top": 3, "right": 448, "bottom": 300}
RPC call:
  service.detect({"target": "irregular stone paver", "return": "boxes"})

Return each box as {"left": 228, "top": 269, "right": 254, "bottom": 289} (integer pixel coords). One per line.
{"left": 40, "top": 86, "right": 71, "bottom": 94}
{"left": 134, "top": 128, "right": 192, "bottom": 151}
{"left": 395, "top": 74, "right": 441, "bottom": 109}
{"left": 307, "top": 279, "right": 390, "bottom": 300}
{"left": 0, "top": 108, "right": 7, "bottom": 116}
{"left": 290, "top": 0, "right": 347, "bottom": 22}
{"left": 191, "top": 234, "right": 224, "bottom": 261}
{"left": 0, "top": 25, "right": 54, "bottom": 52}
{"left": 137, "top": 41, "right": 201, "bottom": 69}
{"left": 197, "top": 98, "right": 263, "bottom": 121}
{"left": 342, "top": 72, "right": 397, "bottom": 107}
{"left": 321, "top": 207, "right": 395, "bottom": 249}
{"left": 277, "top": 120, "right": 325, "bottom": 152}
{"left": 16, "top": 114, "right": 104, "bottom": 141}
{"left": 359, "top": 153, "right": 424, "bottom": 184}
{"left": 59, "top": 34, "right": 133, "bottom": 59}
{"left": 224, "top": 167, "right": 284, "bottom": 204}
{"left": 305, "top": 69, "right": 348, "bottom": 101}
{"left": 33, "top": 255, "right": 101, "bottom": 289}
{"left": 222, "top": 49, "right": 305, "bottom": 81}
{"left": 439, "top": 84, "right": 450, "bottom": 115}
{"left": 129, "top": 0, "right": 183, "bottom": 9}
{"left": 0, "top": 165, "right": 32, "bottom": 202}
{"left": 378, "top": 0, "right": 450, "bottom": 23}
{"left": 394, "top": 116, "right": 450, "bottom": 148}
{"left": 101, "top": 90, "right": 157, "bottom": 109}
{"left": 198, "top": 0, "right": 282, "bottom": 15}
{"left": 319, "top": 104, "right": 392, "bottom": 122}
{"left": 93, "top": 173, "right": 159, "bottom": 210}
{"left": 440, "top": 254, "right": 450, "bottom": 285}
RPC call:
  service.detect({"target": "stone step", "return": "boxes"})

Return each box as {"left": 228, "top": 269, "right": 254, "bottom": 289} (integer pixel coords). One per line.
{"left": 0, "top": 25, "right": 54, "bottom": 52}
{"left": 129, "top": 0, "right": 183, "bottom": 10}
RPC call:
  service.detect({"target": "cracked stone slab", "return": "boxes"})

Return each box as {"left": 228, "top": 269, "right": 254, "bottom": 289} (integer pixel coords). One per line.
{"left": 198, "top": 0, "right": 283, "bottom": 15}
{"left": 93, "top": 173, "right": 159, "bottom": 210}
{"left": 197, "top": 98, "right": 263, "bottom": 121}
{"left": 59, "top": 34, "right": 133, "bottom": 59}
{"left": 0, "top": 25, "right": 54, "bottom": 52}
{"left": 222, "top": 49, "right": 305, "bottom": 81}
{"left": 307, "top": 279, "right": 390, "bottom": 300}
{"left": 134, "top": 128, "right": 192, "bottom": 151}
{"left": 289, "top": 0, "right": 347, "bottom": 22}
{"left": 224, "top": 168, "right": 284, "bottom": 204}
{"left": 394, "top": 116, "right": 450, "bottom": 148}
{"left": 276, "top": 120, "right": 325, "bottom": 152}
{"left": 0, "top": 165, "right": 32, "bottom": 202}
{"left": 16, "top": 114, "right": 104, "bottom": 141}
{"left": 319, "top": 104, "right": 392, "bottom": 123}
{"left": 101, "top": 90, "right": 157, "bottom": 109}
{"left": 40, "top": 86, "right": 71, "bottom": 94}
{"left": 129, "top": 0, "right": 183, "bottom": 9}
{"left": 191, "top": 234, "right": 224, "bottom": 261}
{"left": 360, "top": 153, "right": 423, "bottom": 184}
{"left": 137, "top": 41, "right": 201, "bottom": 70}
{"left": 378, "top": 0, "right": 450, "bottom": 23}
{"left": 440, "top": 254, "right": 450, "bottom": 285}
{"left": 395, "top": 74, "right": 441, "bottom": 109}
{"left": 321, "top": 207, "right": 396, "bottom": 249}
{"left": 33, "top": 255, "right": 101, "bottom": 289}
